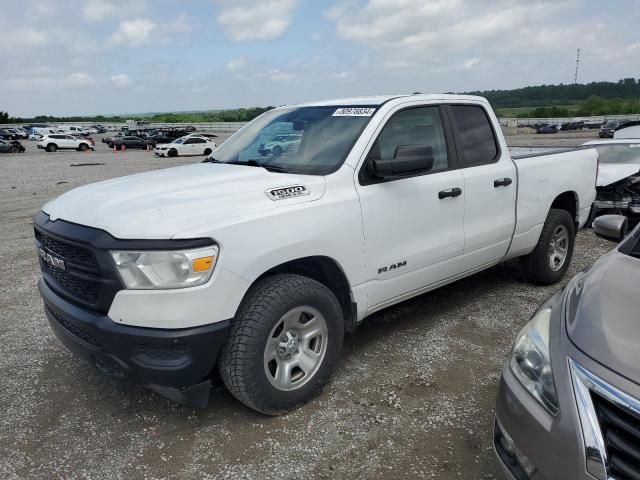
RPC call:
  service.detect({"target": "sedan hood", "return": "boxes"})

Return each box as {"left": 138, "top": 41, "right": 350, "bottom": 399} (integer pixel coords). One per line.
{"left": 597, "top": 164, "right": 640, "bottom": 186}
{"left": 567, "top": 252, "right": 640, "bottom": 382}
{"left": 43, "top": 163, "right": 325, "bottom": 239}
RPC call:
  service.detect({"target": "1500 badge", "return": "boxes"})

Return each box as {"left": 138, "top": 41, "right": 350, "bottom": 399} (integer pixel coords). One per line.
{"left": 378, "top": 261, "right": 407, "bottom": 275}
{"left": 266, "top": 185, "right": 310, "bottom": 201}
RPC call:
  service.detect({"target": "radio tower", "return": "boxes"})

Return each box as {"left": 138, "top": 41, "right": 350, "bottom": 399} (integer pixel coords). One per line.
{"left": 574, "top": 48, "right": 581, "bottom": 84}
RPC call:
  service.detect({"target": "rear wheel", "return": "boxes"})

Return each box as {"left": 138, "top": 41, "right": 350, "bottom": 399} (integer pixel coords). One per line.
{"left": 273, "top": 145, "right": 283, "bottom": 156}
{"left": 46, "top": 143, "right": 57, "bottom": 152}
{"left": 521, "top": 208, "right": 575, "bottom": 285}
{"left": 10, "top": 146, "right": 20, "bottom": 153}
{"left": 219, "top": 274, "right": 344, "bottom": 415}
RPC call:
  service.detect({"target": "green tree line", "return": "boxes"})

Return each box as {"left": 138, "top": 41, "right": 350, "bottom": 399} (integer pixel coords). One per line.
{"left": 0, "top": 107, "right": 275, "bottom": 125}
{"left": 469, "top": 78, "right": 640, "bottom": 108}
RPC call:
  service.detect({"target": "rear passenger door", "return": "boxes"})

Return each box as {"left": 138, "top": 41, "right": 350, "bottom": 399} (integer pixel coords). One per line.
{"left": 447, "top": 104, "right": 516, "bottom": 272}
{"left": 356, "top": 104, "right": 466, "bottom": 309}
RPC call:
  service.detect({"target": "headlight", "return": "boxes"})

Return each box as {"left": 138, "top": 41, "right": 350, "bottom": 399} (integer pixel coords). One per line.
{"left": 510, "top": 307, "right": 559, "bottom": 415}
{"left": 110, "top": 246, "right": 218, "bottom": 289}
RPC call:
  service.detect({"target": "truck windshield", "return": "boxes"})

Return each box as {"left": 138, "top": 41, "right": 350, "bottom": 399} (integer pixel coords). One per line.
{"left": 206, "top": 106, "right": 377, "bottom": 175}
{"left": 594, "top": 144, "right": 640, "bottom": 164}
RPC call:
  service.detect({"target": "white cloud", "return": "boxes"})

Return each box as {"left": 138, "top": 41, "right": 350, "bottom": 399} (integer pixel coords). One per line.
{"left": 66, "top": 72, "right": 95, "bottom": 87}
{"left": 109, "top": 18, "right": 156, "bottom": 47}
{"left": 0, "top": 26, "right": 48, "bottom": 49}
{"left": 216, "top": 0, "right": 299, "bottom": 41}
{"left": 83, "top": 0, "right": 147, "bottom": 22}
{"left": 226, "top": 57, "right": 247, "bottom": 72}
{"left": 165, "top": 13, "right": 192, "bottom": 34}
{"left": 463, "top": 58, "right": 480, "bottom": 70}
{"left": 107, "top": 14, "right": 193, "bottom": 47}
{"left": 110, "top": 74, "right": 131, "bottom": 88}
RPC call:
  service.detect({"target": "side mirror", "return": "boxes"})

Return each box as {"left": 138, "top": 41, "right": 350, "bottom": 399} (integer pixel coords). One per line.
{"left": 593, "top": 215, "right": 628, "bottom": 242}
{"left": 373, "top": 145, "right": 434, "bottom": 178}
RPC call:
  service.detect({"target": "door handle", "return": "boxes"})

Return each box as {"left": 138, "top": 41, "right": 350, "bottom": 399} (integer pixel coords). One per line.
{"left": 494, "top": 178, "right": 513, "bottom": 187}
{"left": 438, "top": 187, "right": 462, "bottom": 199}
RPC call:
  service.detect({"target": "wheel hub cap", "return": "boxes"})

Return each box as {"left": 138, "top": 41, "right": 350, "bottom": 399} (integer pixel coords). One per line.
{"left": 277, "top": 330, "right": 300, "bottom": 360}
{"left": 263, "top": 306, "right": 329, "bottom": 391}
{"left": 548, "top": 225, "right": 569, "bottom": 271}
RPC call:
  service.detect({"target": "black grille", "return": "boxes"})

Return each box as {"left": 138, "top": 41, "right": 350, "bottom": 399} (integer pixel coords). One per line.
{"left": 46, "top": 304, "right": 100, "bottom": 347}
{"left": 35, "top": 229, "right": 98, "bottom": 269}
{"left": 44, "top": 263, "right": 100, "bottom": 302}
{"left": 592, "top": 392, "right": 640, "bottom": 480}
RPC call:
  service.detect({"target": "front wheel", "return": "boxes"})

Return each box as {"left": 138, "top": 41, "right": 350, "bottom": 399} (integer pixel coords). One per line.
{"left": 46, "top": 143, "right": 57, "bottom": 152}
{"left": 10, "top": 146, "right": 20, "bottom": 153}
{"left": 78, "top": 143, "right": 88, "bottom": 151}
{"left": 521, "top": 208, "right": 575, "bottom": 285}
{"left": 203, "top": 148, "right": 212, "bottom": 156}
{"left": 219, "top": 274, "right": 344, "bottom": 415}
{"left": 168, "top": 148, "right": 178, "bottom": 157}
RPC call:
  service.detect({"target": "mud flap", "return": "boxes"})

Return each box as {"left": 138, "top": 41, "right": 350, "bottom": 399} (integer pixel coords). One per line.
{"left": 148, "top": 380, "right": 212, "bottom": 408}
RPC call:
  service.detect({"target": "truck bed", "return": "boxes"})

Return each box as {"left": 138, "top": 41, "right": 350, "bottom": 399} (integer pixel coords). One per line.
{"left": 506, "top": 147, "right": 599, "bottom": 259}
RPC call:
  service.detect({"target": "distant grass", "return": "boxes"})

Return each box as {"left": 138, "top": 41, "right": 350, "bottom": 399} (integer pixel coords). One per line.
{"left": 496, "top": 104, "right": 580, "bottom": 117}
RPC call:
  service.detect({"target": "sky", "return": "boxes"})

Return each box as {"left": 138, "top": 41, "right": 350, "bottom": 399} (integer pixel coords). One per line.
{"left": 1, "top": 0, "right": 639, "bottom": 117}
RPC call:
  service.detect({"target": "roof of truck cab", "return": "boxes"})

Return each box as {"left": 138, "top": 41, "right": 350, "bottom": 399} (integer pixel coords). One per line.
{"left": 288, "top": 94, "right": 488, "bottom": 108}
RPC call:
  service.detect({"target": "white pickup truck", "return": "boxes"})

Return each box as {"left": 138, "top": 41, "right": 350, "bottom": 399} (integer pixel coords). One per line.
{"left": 34, "top": 94, "right": 597, "bottom": 414}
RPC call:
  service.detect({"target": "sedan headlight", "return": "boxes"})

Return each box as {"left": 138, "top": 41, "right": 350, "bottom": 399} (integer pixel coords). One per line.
{"left": 111, "top": 246, "right": 218, "bottom": 289}
{"left": 510, "top": 307, "right": 559, "bottom": 415}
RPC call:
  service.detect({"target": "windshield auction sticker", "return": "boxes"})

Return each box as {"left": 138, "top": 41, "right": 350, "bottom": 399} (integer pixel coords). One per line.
{"left": 333, "top": 107, "right": 376, "bottom": 117}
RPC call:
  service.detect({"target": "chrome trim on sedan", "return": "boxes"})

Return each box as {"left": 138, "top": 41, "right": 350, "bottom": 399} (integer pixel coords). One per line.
{"left": 569, "top": 358, "right": 640, "bottom": 480}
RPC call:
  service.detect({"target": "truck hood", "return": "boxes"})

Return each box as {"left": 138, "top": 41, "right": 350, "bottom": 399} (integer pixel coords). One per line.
{"left": 43, "top": 163, "right": 325, "bottom": 239}
{"left": 597, "top": 164, "right": 640, "bottom": 187}
{"left": 567, "top": 252, "right": 640, "bottom": 382}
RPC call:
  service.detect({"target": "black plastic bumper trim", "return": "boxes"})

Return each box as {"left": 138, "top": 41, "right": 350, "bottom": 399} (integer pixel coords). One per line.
{"left": 39, "top": 278, "right": 230, "bottom": 395}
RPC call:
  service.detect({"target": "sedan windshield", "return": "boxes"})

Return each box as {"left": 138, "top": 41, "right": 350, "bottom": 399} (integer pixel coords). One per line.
{"left": 594, "top": 144, "right": 640, "bottom": 164}
{"left": 206, "top": 106, "right": 377, "bottom": 175}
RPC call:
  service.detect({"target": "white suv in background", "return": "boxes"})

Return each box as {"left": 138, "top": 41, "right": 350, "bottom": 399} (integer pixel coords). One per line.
{"left": 154, "top": 135, "right": 217, "bottom": 157}
{"left": 37, "top": 134, "right": 94, "bottom": 152}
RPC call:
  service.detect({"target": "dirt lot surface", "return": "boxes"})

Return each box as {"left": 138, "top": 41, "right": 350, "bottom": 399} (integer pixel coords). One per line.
{"left": 1, "top": 132, "right": 611, "bottom": 479}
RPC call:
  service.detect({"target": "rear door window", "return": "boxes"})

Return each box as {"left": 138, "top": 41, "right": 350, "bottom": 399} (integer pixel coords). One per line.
{"left": 449, "top": 105, "right": 499, "bottom": 166}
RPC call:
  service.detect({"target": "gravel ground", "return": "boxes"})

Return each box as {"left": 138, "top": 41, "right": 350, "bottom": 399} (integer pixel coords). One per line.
{"left": 0, "top": 131, "right": 612, "bottom": 479}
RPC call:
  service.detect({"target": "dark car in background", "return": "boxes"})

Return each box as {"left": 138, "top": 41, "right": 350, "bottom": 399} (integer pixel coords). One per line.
{"left": 0, "top": 128, "right": 19, "bottom": 140}
{"left": 561, "top": 121, "right": 585, "bottom": 131}
{"left": 537, "top": 125, "right": 559, "bottom": 134}
{"left": 108, "top": 136, "right": 155, "bottom": 149}
{"left": 0, "top": 139, "right": 25, "bottom": 153}
{"left": 599, "top": 120, "right": 629, "bottom": 138}
{"left": 494, "top": 215, "right": 640, "bottom": 480}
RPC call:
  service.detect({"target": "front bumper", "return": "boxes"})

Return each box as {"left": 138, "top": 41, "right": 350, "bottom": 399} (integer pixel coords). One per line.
{"left": 39, "top": 277, "right": 230, "bottom": 407}
{"left": 494, "top": 291, "right": 588, "bottom": 480}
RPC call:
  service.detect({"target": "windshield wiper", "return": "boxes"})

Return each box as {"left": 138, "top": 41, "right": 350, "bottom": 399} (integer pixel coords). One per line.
{"left": 246, "top": 159, "right": 290, "bottom": 173}
{"left": 203, "top": 158, "right": 290, "bottom": 173}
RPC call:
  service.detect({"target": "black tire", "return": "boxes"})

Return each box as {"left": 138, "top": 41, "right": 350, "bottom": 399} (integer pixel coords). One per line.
{"left": 521, "top": 208, "right": 575, "bottom": 285}
{"left": 219, "top": 274, "right": 344, "bottom": 415}
{"left": 272, "top": 145, "right": 283, "bottom": 156}
{"left": 203, "top": 148, "right": 212, "bottom": 156}
{"left": 78, "top": 143, "right": 88, "bottom": 151}
{"left": 168, "top": 148, "right": 178, "bottom": 157}
{"left": 46, "top": 143, "right": 57, "bottom": 152}
{"left": 10, "top": 146, "right": 19, "bottom": 153}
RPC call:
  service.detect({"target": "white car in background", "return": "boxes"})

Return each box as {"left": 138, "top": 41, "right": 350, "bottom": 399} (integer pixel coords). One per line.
{"left": 154, "top": 135, "right": 217, "bottom": 157}
{"left": 258, "top": 133, "right": 302, "bottom": 156}
{"left": 37, "top": 134, "right": 94, "bottom": 152}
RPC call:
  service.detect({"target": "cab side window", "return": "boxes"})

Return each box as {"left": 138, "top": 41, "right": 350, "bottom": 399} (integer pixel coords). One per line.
{"left": 368, "top": 106, "right": 449, "bottom": 172}
{"left": 449, "top": 105, "right": 499, "bottom": 166}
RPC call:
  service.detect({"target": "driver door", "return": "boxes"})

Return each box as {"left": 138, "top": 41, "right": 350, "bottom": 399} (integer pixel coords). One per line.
{"left": 355, "top": 104, "right": 465, "bottom": 310}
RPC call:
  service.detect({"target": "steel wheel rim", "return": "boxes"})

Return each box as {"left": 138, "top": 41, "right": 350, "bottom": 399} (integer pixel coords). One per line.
{"left": 548, "top": 225, "right": 569, "bottom": 271}
{"left": 263, "top": 306, "right": 328, "bottom": 391}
